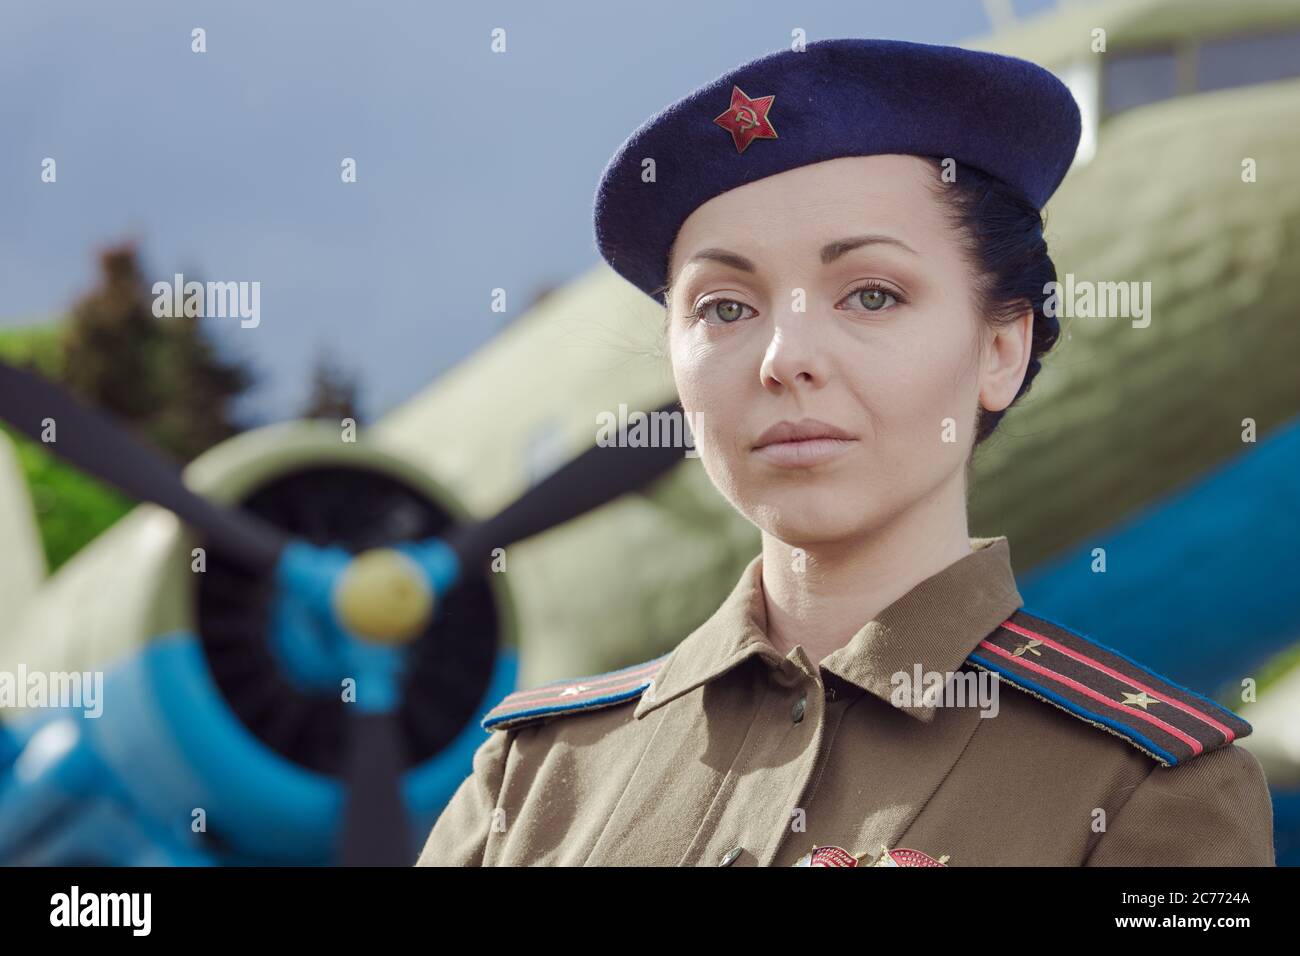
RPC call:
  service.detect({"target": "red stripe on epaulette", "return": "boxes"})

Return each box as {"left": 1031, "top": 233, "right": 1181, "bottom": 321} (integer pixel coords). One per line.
{"left": 480, "top": 655, "right": 669, "bottom": 732}
{"left": 967, "top": 610, "right": 1251, "bottom": 767}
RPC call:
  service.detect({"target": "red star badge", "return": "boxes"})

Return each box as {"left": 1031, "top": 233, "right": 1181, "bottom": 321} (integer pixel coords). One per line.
{"left": 713, "top": 85, "right": 778, "bottom": 153}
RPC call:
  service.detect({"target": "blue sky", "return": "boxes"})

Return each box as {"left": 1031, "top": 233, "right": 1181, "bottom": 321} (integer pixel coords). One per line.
{"left": 0, "top": 0, "right": 1055, "bottom": 421}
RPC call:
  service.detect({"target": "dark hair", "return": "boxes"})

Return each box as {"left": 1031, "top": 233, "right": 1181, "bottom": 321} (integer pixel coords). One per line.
{"left": 925, "top": 159, "right": 1061, "bottom": 448}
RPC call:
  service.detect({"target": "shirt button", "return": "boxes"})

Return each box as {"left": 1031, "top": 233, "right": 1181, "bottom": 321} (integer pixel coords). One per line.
{"left": 719, "top": 847, "right": 743, "bottom": 866}
{"left": 791, "top": 693, "right": 806, "bottom": 723}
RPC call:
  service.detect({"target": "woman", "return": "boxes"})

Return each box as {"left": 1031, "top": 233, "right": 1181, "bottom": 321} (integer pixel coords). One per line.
{"left": 417, "top": 38, "right": 1274, "bottom": 866}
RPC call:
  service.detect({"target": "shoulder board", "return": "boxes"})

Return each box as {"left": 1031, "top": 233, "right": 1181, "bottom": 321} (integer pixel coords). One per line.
{"left": 481, "top": 654, "right": 670, "bottom": 733}
{"left": 966, "top": 609, "right": 1251, "bottom": 768}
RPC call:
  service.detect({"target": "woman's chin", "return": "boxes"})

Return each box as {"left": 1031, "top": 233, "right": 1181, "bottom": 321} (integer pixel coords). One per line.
{"left": 746, "top": 488, "right": 880, "bottom": 547}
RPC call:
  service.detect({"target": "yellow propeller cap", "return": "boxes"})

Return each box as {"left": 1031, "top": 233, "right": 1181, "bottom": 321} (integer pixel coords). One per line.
{"left": 333, "top": 547, "right": 435, "bottom": 644}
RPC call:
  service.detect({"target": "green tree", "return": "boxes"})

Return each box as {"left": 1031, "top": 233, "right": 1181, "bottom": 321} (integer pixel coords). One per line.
{"left": 62, "top": 245, "right": 163, "bottom": 423}
{"left": 300, "top": 350, "right": 362, "bottom": 424}
{"left": 151, "top": 311, "right": 255, "bottom": 461}
{"left": 60, "top": 243, "right": 254, "bottom": 462}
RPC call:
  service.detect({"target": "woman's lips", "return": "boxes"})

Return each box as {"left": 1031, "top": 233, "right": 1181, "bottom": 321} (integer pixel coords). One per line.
{"left": 751, "top": 436, "right": 858, "bottom": 468}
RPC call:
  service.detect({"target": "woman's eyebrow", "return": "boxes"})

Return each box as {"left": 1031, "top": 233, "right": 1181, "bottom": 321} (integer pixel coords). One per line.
{"left": 682, "top": 248, "right": 756, "bottom": 273}
{"left": 820, "top": 234, "right": 919, "bottom": 264}
{"left": 680, "top": 234, "right": 918, "bottom": 275}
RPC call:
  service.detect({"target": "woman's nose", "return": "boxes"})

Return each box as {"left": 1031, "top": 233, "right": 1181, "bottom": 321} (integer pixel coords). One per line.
{"left": 759, "top": 306, "right": 830, "bottom": 391}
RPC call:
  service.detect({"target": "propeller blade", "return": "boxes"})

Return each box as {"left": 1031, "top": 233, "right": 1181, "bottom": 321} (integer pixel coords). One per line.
{"left": 338, "top": 710, "right": 412, "bottom": 866}
{"left": 444, "top": 400, "right": 690, "bottom": 568}
{"left": 0, "top": 361, "right": 289, "bottom": 573}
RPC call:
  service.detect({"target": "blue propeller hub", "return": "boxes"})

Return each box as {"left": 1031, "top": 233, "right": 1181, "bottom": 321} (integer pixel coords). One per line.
{"left": 271, "top": 539, "right": 461, "bottom": 712}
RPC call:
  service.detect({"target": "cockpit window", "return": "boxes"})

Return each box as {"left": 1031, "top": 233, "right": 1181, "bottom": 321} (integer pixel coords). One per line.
{"left": 1197, "top": 29, "right": 1300, "bottom": 93}
{"left": 1101, "top": 28, "right": 1300, "bottom": 119}
{"left": 1103, "top": 48, "right": 1179, "bottom": 116}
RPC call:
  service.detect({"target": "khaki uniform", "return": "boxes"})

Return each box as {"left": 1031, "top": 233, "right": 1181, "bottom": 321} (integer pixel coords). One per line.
{"left": 417, "top": 536, "right": 1274, "bottom": 866}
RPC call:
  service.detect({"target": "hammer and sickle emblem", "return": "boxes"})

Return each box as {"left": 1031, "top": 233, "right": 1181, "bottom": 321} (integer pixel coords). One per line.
{"left": 734, "top": 106, "right": 758, "bottom": 130}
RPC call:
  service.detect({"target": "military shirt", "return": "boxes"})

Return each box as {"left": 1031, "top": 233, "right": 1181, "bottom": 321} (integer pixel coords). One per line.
{"left": 416, "top": 536, "right": 1275, "bottom": 866}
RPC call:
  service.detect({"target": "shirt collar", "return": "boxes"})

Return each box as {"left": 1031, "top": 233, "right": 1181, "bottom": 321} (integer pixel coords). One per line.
{"left": 633, "top": 536, "right": 1023, "bottom": 723}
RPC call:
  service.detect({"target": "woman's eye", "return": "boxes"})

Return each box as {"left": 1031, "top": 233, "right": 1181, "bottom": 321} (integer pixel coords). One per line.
{"left": 694, "top": 298, "right": 754, "bottom": 325}
{"left": 839, "top": 285, "right": 900, "bottom": 312}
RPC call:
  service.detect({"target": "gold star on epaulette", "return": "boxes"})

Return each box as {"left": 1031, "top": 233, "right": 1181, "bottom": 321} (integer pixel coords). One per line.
{"left": 1121, "top": 690, "right": 1161, "bottom": 710}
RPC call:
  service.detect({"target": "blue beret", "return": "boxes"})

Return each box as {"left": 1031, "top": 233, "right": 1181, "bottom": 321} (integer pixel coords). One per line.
{"left": 593, "top": 38, "right": 1081, "bottom": 303}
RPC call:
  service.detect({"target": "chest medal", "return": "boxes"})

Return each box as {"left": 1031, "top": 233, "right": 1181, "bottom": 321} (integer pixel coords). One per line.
{"left": 869, "top": 845, "right": 949, "bottom": 867}
{"left": 792, "top": 844, "right": 950, "bottom": 867}
{"left": 793, "top": 845, "right": 860, "bottom": 867}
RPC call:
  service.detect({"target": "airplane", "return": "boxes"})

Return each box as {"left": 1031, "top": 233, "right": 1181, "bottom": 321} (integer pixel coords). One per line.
{"left": 0, "top": 362, "right": 689, "bottom": 864}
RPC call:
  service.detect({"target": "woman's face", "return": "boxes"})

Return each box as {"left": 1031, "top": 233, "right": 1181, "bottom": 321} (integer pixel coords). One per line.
{"left": 666, "top": 154, "right": 1027, "bottom": 548}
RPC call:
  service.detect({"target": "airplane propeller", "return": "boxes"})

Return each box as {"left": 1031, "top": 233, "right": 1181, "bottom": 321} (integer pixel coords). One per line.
{"left": 0, "top": 361, "right": 290, "bottom": 573}
{"left": 0, "top": 360, "right": 689, "bottom": 864}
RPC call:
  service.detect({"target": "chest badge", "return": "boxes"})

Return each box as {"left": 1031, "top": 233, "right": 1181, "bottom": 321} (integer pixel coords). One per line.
{"left": 869, "top": 844, "right": 950, "bottom": 867}
{"left": 792, "top": 844, "right": 860, "bottom": 867}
